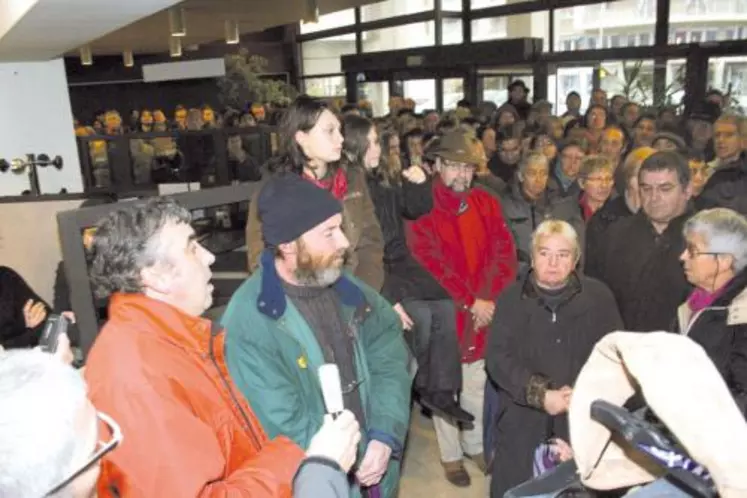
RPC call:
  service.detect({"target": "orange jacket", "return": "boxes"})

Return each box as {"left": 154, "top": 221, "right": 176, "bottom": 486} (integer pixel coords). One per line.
{"left": 85, "top": 293, "right": 305, "bottom": 497}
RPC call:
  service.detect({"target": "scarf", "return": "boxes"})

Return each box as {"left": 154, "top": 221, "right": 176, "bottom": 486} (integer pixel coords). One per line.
{"left": 303, "top": 167, "right": 348, "bottom": 200}
{"left": 553, "top": 159, "right": 576, "bottom": 192}
{"left": 687, "top": 279, "right": 732, "bottom": 316}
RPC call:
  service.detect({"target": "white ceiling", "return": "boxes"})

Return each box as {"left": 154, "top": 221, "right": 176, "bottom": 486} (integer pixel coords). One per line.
{"left": 0, "top": 0, "right": 184, "bottom": 61}
{"left": 0, "top": 0, "right": 378, "bottom": 61}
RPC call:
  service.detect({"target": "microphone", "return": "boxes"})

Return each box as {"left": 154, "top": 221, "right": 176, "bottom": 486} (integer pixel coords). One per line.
{"left": 319, "top": 364, "right": 344, "bottom": 418}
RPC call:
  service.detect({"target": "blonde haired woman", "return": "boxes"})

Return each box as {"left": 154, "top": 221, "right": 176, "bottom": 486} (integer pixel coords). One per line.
{"left": 486, "top": 220, "right": 622, "bottom": 496}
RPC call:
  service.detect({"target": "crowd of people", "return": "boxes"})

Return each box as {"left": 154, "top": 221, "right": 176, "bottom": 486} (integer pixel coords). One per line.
{"left": 0, "top": 83, "right": 746, "bottom": 498}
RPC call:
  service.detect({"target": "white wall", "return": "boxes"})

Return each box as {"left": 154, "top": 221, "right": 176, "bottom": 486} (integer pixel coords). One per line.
{"left": 0, "top": 58, "right": 82, "bottom": 195}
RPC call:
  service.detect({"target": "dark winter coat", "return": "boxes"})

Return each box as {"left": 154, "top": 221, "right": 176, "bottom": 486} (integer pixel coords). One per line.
{"left": 485, "top": 273, "right": 623, "bottom": 497}
{"left": 0, "top": 266, "right": 50, "bottom": 349}
{"left": 675, "top": 268, "right": 747, "bottom": 409}
{"left": 584, "top": 196, "right": 634, "bottom": 280}
{"left": 597, "top": 210, "right": 692, "bottom": 331}
{"left": 499, "top": 182, "right": 586, "bottom": 279}
{"left": 697, "top": 152, "right": 747, "bottom": 216}
{"left": 365, "top": 174, "right": 448, "bottom": 304}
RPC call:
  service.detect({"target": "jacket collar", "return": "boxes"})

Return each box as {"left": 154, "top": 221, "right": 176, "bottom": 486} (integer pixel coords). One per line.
{"left": 677, "top": 268, "right": 747, "bottom": 331}
{"left": 520, "top": 270, "right": 582, "bottom": 303}
{"left": 257, "top": 249, "right": 366, "bottom": 320}
{"left": 108, "top": 293, "right": 212, "bottom": 354}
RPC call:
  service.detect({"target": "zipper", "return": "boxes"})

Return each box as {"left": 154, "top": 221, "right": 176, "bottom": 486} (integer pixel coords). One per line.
{"left": 683, "top": 306, "right": 728, "bottom": 336}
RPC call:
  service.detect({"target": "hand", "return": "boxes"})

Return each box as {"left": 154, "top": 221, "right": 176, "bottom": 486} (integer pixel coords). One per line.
{"left": 470, "top": 299, "right": 495, "bottom": 328}
{"left": 550, "top": 438, "right": 574, "bottom": 462}
{"left": 356, "top": 440, "right": 393, "bottom": 487}
{"left": 54, "top": 333, "right": 75, "bottom": 366}
{"left": 307, "top": 410, "right": 361, "bottom": 473}
{"left": 543, "top": 387, "right": 572, "bottom": 416}
{"left": 402, "top": 165, "right": 427, "bottom": 184}
{"left": 23, "top": 300, "right": 47, "bottom": 329}
{"left": 393, "top": 303, "right": 414, "bottom": 331}
{"left": 61, "top": 311, "right": 76, "bottom": 324}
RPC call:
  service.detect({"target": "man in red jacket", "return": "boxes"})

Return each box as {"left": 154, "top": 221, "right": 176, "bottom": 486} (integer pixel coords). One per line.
{"left": 409, "top": 130, "right": 517, "bottom": 487}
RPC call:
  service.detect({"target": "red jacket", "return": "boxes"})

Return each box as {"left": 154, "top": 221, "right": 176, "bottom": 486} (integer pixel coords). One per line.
{"left": 86, "top": 293, "right": 305, "bottom": 497}
{"left": 409, "top": 179, "right": 517, "bottom": 362}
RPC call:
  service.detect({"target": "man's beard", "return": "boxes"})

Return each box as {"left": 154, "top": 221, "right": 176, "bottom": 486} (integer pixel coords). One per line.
{"left": 294, "top": 241, "right": 347, "bottom": 287}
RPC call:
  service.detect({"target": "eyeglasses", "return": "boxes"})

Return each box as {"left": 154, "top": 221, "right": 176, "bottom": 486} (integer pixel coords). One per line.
{"left": 443, "top": 161, "right": 477, "bottom": 174}
{"left": 683, "top": 246, "right": 725, "bottom": 259}
{"left": 45, "top": 411, "right": 123, "bottom": 496}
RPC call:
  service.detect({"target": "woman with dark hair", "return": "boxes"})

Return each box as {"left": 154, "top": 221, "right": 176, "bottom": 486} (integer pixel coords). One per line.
{"left": 245, "top": 95, "right": 385, "bottom": 290}
{"left": 356, "top": 113, "right": 473, "bottom": 426}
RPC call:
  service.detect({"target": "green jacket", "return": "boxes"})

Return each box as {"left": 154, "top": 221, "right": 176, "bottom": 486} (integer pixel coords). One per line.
{"left": 221, "top": 260, "right": 411, "bottom": 498}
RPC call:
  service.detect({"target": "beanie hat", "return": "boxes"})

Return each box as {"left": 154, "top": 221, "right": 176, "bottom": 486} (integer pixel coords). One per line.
{"left": 258, "top": 174, "right": 343, "bottom": 247}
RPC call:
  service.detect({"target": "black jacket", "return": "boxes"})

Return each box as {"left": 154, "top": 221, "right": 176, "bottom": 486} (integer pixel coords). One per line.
{"left": 366, "top": 175, "right": 448, "bottom": 304}
{"left": 598, "top": 210, "right": 692, "bottom": 331}
{"left": 675, "top": 268, "right": 747, "bottom": 406}
{"left": 487, "top": 154, "right": 519, "bottom": 185}
{"left": 697, "top": 152, "right": 747, "bottom": 216}
{"left": 0, "top": 266, "right": 50, "bottom": 349}
{"left": 485, "top": 273, "right": 623, "bottom": 497}
{"left": 584, "top": 196, "right": 634, "bottom": 280}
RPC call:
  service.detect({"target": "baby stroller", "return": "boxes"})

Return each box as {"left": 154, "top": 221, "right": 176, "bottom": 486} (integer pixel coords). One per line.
{"left": 505, "top": 332, "right": 747, "bottom": 498}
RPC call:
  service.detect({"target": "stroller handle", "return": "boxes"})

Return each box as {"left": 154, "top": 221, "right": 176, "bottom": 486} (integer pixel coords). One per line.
{"left": 590, "top": 400, "right": 717, "bottom": 498}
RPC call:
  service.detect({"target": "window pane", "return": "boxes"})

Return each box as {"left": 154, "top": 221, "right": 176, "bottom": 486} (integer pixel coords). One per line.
{"left": 442, "top": 0, "right": 463, "bottom": 10}
{"left": 599, "top": 60, "right": 655, "bottom": 106}
{"left": 666, "top": 59, "right": 686, "bottom": 108}
{"left": 472, "top": 0, "right": 531, "bottom": 9}
{"left": 709, "top": 56, "right": 747, "bottom": 114}
{"left": 555, "top": 67, "right": 594, "bottom": 113}
{"left": 670, "top": 0, "right": 747, "bottom": 21}
{"left": 299, "top": 9, "right": 355, "bottom": 34}
{"left": 303, "top": 76, "right": 346, "bottom": 98}
{"left": 443, "top": 78, "right": 465, "bottom": 110}
{"left": 443, "top": 18, "right": 463, "bottom": 44}
{"left": 361, "top": 0, "right": 434, "bottom": 22}
{"left": 554, "top": 1, "right": 656, "bottom": 52}
{"left": 360, "top": 82, "right": 389, "bottom": 117}
{"left": 402, "top": 79, "right": 436, "bottom": 113}
{"left": 472, "top": 12, "right": 549, "bottom": 51}
{"left": 362, "top": 22, "right": 435, "bottom": 52}
{"left": 481, "top": 74, "right": 533, "bottom": 105}
{"left": 302, "top": 38, "right": 357, "bottom": 76}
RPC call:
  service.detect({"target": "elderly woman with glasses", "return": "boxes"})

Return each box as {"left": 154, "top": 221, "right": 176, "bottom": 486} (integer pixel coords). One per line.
{"left": 677, "top": 208, "right": 747, "bottom": 412}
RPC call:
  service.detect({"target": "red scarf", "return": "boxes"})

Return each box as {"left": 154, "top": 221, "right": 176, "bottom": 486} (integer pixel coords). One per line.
{"left": 303, "top": 168, "right": 348, "bottom": 200}
{"left": 579, "top": 193, "right": 594, "bottom": 222}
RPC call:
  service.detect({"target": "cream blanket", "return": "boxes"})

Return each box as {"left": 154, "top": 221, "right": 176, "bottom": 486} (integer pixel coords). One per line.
{"left": 569, "top": 331, "right": 747, "bottom": 497}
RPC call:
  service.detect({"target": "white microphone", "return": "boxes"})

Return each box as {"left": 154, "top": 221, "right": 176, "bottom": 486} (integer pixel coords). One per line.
{"left": 319, "top": 364, "right": 345, "bottom": 418}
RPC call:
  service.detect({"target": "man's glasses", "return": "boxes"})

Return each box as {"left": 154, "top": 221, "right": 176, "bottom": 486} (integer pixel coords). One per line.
{"left": 45, "top": 411, "right": 122, "bottom": 496}
{"left": 683, "top": 246, "right": 724, "bottom": 259}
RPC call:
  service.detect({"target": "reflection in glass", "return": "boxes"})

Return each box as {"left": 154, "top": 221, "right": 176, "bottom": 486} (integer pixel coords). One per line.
{"left": 360, "top": 82, "right": 390, "bottom": 118}
{"left": 302, "top": 38, "right": 356, "bottom": 76}
{"left": 362, "top": 22, "right": 435, "bottom": 52}
{"left": 303, "top": 76, "right": 346, "bottom": 98}
{"left": 360, "top": 0, "right": 434, "bottom": 22}
{"left": 708, "top": 56, "right": 747, "bottom": 114}
{"left": 443, "top": 78, "right": 465, "bottom": 111}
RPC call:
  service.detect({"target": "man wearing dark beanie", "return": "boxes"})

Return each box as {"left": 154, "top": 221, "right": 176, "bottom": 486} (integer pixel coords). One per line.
{"left": 222, "top": 175, "right": 411, "bottom": 498}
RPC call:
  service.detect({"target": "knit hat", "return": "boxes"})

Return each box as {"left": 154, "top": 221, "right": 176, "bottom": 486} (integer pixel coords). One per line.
{"left": 258, "top": 174, "right": 342, "bottom": 247}
{"left": 432, "top": 131, "right": 483, "bottom": 165}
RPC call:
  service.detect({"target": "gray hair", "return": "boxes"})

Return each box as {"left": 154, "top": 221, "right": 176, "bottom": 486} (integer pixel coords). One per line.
{"left": 88, "top": 197, "right": 191, "bottom": 299}
{"left": 684, "top": 208, "right": 747, "bottom": 273}
{"left": 0, "top": 350, "right": 88, "bottom": 498}
{"left": 518, "top": 151, "right": 549, "bottom": 178}
{"left": 531, "top": 219, "right": 581, "bottom": 261}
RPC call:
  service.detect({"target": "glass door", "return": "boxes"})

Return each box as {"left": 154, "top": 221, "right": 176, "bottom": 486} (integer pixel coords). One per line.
{"left": 396, "top": 79, "right": 437, "bottom": 113}
{"left": 554, "top": 66, "right": 595, "bottom": 114}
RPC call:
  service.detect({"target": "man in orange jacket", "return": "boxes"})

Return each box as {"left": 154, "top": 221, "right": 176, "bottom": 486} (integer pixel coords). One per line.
{"left": 85, "top": 197, "right": 360, "bottom": 497}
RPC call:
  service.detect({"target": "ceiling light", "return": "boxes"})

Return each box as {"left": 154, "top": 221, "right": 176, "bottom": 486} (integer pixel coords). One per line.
{"left": 169, "top": 7, "right": 186, "bottom": 37}
{"left": 302, "top": 0, "right": 319, "bottom": 23}
{"left": 225, "top": 20, "right": 240, "bottom": 44}
{"left": 80, "top": 45, "right": 93, "bottom": 66}
{"left": 123, "top": 50, "right": 134, "bottom": 67}
{"left": 169, "top": 37, "right": 183, "bottom": 57}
